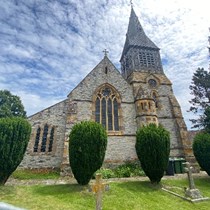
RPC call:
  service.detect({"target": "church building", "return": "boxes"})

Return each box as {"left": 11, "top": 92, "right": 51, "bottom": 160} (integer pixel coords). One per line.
{"left": 20, "top": 7, "right": 193, "bottom": 173}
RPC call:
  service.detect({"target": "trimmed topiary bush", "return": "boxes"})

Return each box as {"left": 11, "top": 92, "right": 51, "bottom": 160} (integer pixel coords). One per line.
{"left": 193, "top": 132, "right": 210, "bottom": 176}
{"left": 0, "top": 117, "right": 31, "bottom": 185}
{"left": 135, "top": 124, "right": 170, "bottom": 184}
{"left": 69, "top": 121, "right": 107, "bottom": 185}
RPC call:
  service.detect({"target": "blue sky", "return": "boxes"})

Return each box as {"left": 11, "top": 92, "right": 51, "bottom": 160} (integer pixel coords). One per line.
{"left": 0, "top": 0, "right": 209, "bottom": 129}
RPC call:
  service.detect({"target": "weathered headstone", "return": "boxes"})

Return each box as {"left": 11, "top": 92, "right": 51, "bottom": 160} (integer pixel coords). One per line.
{"left": 90, "top": 173, "right": 109, "bottom": 210}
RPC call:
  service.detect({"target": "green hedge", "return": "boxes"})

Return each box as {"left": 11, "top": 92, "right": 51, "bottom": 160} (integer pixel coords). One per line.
{"left": 0, "top": 117, "right": 31, "bottom": 185}
{"left": 193, "top": 132, "right": 210, "bottom": 176}
{"left": 135, "top": 124, "right": 170, "bottom": 184}
{"left": 69, "top": 121, "right": 107, "bottom": 185}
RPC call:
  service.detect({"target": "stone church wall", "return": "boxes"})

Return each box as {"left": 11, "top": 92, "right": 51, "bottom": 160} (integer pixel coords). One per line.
{"left": 20, "top": 100, "right": 67, "bottom": 169}
{"left": 62, "top": 57, "right": 138, "bottom": 167}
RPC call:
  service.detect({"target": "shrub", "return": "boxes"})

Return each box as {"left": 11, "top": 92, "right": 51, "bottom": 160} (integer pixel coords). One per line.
{"left": 135, "top": 124, "right": 170, "bottom": 184}
{"left": 0, "top": 117, "right": 31, "bottom": 185}
{"left": 95, "top": 162, "right": 145, "bottom": 179}
{"left": 95, "top": 168, "right": 116, "bottom": 179}
{"left": 69, "top": 121, "right": 107, "bottom": 185}
{"left": 193, "top": 132, "right": 210, "bottom": 175}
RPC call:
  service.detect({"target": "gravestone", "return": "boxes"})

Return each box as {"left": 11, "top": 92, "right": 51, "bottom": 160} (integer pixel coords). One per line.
{"left": 90, "top": 173, "right": 109, "bottom": 210}
{"left": 183, "top": 162, "right": 203, "bottom": 199}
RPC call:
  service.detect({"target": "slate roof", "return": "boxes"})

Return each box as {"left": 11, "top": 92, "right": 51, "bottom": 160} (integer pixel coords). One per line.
{"left": 120, "top": 8, "right": 159, "bottom": 61}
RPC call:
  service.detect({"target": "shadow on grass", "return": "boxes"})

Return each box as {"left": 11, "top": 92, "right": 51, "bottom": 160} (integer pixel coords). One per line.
{"left": 114, "top": 180, "right": 161, "bottom": 192}
{"left": 33, "top": 184, "right": 89, "bottom": 196}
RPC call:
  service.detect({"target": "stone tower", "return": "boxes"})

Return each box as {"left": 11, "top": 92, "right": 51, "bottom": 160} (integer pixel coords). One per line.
{"left": 120, "top": 7, "right": 193, "bottom": 161}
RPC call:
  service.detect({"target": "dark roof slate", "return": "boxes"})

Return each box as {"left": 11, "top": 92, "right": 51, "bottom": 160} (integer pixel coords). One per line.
{"left": 121, "top": 8, "right": 159, "bottom": 60}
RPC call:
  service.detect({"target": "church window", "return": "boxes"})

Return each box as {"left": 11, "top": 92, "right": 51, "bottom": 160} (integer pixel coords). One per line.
{"left": 101, "top": 98, "right": 107, "bottom": 128}
{"left": 148, "top": 79, "right": 157, "bottom": 88}
{"left": 41, "top": 124, "right": 48, "bottom": 152}
{"left": 33, "top": 124, "right": 56, "bottom": 154}
{"left": 95, "top": 98, "right": 100, "bottom": 123}
{"left": 48, "top": 127, "right": 55, "bottom": 152}
{"left": 33, "top": 127, "right": 41, "bottom": 152}
{"left": 152, "top": 92, "right": 158, "bottom": 108}
{"left": 94, "top": 86, "right": 120, "bottom": 131}
{"left": 105, "top": 66, "right": 108, "bottom": 74}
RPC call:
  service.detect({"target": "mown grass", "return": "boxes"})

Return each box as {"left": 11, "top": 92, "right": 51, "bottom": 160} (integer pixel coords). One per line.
{"left": 0, "top": 176, "right": 210, "bottom": 210}
{"left": 11, "top": 169, "right": 60, "bottom": 180}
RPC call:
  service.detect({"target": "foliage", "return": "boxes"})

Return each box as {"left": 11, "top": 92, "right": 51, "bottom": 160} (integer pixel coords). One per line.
{"left": 69, "top": 121, "right": 107, "bottom": 185}
{"left": 203, "top": 106, "right": 210, "bottom": 133}
{"left": 193, "top": 132, "right": 210, "bottom": 176}
{"left": 135, "top": 124, "right": 170, "bottom": 184}
{"left": 1, "top": 178, "right": 210, "bottom": 210}
{"left": 189, "top": 68, "right": 210, "bottom": 128}
{"left": 0, "top": 117, "right": 31, "bottom": 185}
{"left": 95, "top": 162, "right": 145, "bottom": 179}
{"left": 0, "top": 90, "right": 26, "bottom": 118}
{"left": 11, "top": 168, "right": 60, "bottom": 180}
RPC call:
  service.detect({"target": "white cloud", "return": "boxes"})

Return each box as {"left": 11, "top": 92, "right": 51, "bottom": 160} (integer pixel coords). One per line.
{"left": 0, "top": 0, "right": 209, "bottom": 129}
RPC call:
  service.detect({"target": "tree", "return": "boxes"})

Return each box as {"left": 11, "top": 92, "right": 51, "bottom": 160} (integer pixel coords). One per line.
{"left": 203, "top": 106, "right": 210, "bottom": 133}
{"left": 189, "top": 68, "right": 210, "bottom": 128}
{"left": 0, "top": 117, "right": 31, "bottom": 185}
{"left": 193, "top": 132, "right": 210, "bottom": 176}
{"left": 135, "top": 124, "right": 170, "bottom": 184}
{"left": 69, "top": 121, "right": 107, "bottom": 185}
{"left": 0, "top": 90, "right": 26, "bottom": 118}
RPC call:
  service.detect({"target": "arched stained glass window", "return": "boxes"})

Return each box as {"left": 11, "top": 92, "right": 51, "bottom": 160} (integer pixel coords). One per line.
{"left": 108, "top": 98, "right": 112, "bottom": 130}
{"left": 94, "top": 86, "right": 120, "bottom": 131}
{"left": 33, "top": 125, "right": 56, "bottom": 154}
{"left": 113, "top": 99, "right": 119, "bottom": 131}
{"left": 95, "top": 98, "right": 100, "bottom": 123}
{"left": 33, "top": 127, "right": 41, "bottom": 152}
{"left": 48, "top": 127, "right": 55, "bottom": 152}
{"left": 41, "top": 124, "right": 48, "bottom": 152}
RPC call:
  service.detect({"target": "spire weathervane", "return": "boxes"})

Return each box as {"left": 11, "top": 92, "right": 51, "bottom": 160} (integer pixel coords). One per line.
{"left": 103, "top": 49, "right": 109, "bottom": 57}
{"left": 130, "top": 0, "right": 133, "bottom": 8}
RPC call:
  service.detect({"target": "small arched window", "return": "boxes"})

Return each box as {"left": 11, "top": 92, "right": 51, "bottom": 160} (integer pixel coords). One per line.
{"left": 33, "top": 127, "right": 41, "bottom": 152}
{"left": 41, "top": 124, "right": 48, "bottom": 152}
{"left": 94, "top": 86, "right": 120, "bottom": 131}
{"left": 152, "top": 92, "right": 158, "bottom": 108}
{"left": 33, "top": 125, "right": 56, "bottom": 154}
{"left": 48, "top": 127, "right": 54, "bottom": 152}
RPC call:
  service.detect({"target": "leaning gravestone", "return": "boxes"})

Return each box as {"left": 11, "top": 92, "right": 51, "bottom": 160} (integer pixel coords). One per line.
{"left": 183, "top": 162, "right": 209, "bottom": 202}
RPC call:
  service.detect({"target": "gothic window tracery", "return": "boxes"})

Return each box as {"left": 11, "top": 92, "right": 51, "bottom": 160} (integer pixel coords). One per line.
{"left": 33, "top": 124, "right": 56, "bottom": 154}
{"left": 33, "top": 127, "right": 41, "bottom": 152}
{"left": 94, "top": 86, "right": 120, "bottom": 131}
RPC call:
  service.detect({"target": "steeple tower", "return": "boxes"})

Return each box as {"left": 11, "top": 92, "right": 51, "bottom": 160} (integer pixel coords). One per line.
{"left": 120, "top": 8, "right": 163, "bottom": 79}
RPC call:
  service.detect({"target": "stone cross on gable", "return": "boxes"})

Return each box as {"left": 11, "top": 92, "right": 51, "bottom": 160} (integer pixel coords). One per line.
{"left": 90, "top": 173, "right": 109, "bottom": 210}
{"left": 103, "top": 49, "right": 109, "bottom": 57}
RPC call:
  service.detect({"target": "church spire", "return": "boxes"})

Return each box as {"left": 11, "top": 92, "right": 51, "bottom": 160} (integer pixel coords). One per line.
{"left": 120, "top": 7, "right": 163, "bottom": 79}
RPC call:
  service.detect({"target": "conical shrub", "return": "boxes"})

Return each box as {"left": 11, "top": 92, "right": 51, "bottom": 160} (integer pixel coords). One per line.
{"left": 0, "top": 117, "right": 31, "bottom": 185}
{"left": 135, "top": 124, "right": 170, "bottom": 184}
{"left": 193, "top": 132, "right": 210, "bottom": 176}
{"left": 69, "top": 121, "right": 107, "bottom": 185}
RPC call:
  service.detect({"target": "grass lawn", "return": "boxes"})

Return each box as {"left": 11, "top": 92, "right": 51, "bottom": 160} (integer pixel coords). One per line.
{"left": 0, "top": 177, "right": 210, "bottom": 210}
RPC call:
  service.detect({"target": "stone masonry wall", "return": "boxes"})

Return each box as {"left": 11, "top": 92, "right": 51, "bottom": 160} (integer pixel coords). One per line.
{"left": 20, "top": 100, "right": 67, "bottom": 169}
{"left": 61, "top": 56, "right": 138, "bottom": 171}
